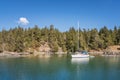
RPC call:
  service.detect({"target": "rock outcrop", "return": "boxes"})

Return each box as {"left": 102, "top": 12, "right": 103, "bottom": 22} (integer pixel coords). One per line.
{"left": 104, "top": 45, "right": 120, "bottom": 55}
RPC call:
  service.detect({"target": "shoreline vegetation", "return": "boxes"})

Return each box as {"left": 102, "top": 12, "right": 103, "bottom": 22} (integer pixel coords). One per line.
{"left": 0, "top": 25, "right": 120, "bottom": 57}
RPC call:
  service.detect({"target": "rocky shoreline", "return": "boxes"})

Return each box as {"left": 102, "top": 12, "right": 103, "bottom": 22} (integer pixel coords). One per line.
{"left": 89, "top": 51, "right": 120, "bottom": 56}
{"left": 0, "top": 51, "right": 68, "bottom": 58}
{"left": 0, "top": 51, "right": 120, "bottom": 58}
{"left": 0, "top": 51, "right": 31, "bottom": 58}
{"left": 0, "top": 45, "right": 120, "bottom": 58}
{"left": 89, "top": 45, "right": 120, "bottom": 56}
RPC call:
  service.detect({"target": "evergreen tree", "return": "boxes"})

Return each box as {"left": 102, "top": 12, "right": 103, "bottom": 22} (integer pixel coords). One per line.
{"left": 0, "top": 25, "right": 120, "bottom": 53}
{"left": 99, "top": 26, "right": 112, "bottom": 48}
{"left": 116, "top": 27, "right": 120, "bottom": 44}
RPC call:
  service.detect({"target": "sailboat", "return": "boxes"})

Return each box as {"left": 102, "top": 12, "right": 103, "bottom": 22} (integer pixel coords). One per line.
{"left": 71, "top": 50, "right": 89, "bottom": 58}
{"left": 71, "top": 22, "right": 89, "bottom": 58}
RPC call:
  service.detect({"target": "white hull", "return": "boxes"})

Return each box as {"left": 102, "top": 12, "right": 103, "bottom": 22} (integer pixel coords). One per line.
{"left": 72, "top": 54, "right": 89, "bottom": 58}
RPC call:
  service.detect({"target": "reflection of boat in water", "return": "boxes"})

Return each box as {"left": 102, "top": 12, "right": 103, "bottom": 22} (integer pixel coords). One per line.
{"left": 71, "top": 50, "right": 89, "bottom": 58}
{"left": 71, "top": 58, "right": 89, "bottom": 64}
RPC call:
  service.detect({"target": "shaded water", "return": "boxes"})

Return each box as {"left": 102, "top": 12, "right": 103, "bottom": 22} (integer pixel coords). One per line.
{"left": 0, "top": 56, "right": 120, "bottom": 80}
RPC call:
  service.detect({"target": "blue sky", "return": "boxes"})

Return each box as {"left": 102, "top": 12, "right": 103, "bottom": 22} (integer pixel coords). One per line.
{"left": 0, "top": 0, "right": 120, "bottom": 31}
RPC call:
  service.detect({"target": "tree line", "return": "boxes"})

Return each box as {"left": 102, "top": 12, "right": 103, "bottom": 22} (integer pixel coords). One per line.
{"left": 0, "top": 25, "right": 120, "bottom": 53}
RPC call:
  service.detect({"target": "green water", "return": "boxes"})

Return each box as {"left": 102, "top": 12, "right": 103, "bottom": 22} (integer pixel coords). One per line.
{"left": 0, "top": 56, "right": 120, "bottom": 80}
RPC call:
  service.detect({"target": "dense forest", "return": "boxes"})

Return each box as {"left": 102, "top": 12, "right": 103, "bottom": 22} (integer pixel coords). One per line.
{"left": 0, "top": 25, "right": 120, "bottom": 53}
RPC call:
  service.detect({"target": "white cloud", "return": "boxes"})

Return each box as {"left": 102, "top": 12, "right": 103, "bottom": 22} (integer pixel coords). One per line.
{"left": 18, "top": 17, "right": 29, "bottom": 25}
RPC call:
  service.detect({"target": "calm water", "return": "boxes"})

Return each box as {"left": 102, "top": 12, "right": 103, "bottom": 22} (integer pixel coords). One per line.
{"left": 0, "top": 56, "right": 120, "bottom": 80}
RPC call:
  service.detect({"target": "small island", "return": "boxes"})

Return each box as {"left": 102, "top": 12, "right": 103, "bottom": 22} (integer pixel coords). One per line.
{"left": 0, "top": 25, "right": 120, "bottom": 57}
